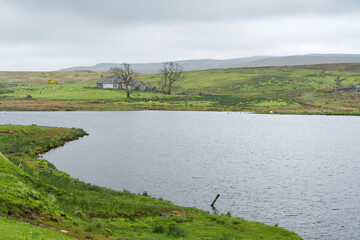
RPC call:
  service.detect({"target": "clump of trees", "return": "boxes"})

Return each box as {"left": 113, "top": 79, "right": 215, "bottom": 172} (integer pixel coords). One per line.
{"left": 159, "top": 62, "right": 184, "bottom": 94}
{"left": 110, "top": 63, "right": 136, "bottom": 98}
{"left": 109, "top": 62, "right": 184, "bottom": 97}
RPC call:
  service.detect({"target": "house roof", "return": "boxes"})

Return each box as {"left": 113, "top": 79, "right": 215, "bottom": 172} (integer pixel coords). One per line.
{"left": 97, "top": 76, "right": 121, "bottom": 84}
{"left": 145, "top": 82, "right": 153, "bottom": 88}
{"left": 129, "top": 80, "right": 145, "bottom": 87}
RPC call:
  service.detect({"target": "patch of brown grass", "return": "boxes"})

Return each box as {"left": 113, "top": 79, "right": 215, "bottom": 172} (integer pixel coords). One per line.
{"left": 0, "top": 100, "right": 79, "bottom": 111}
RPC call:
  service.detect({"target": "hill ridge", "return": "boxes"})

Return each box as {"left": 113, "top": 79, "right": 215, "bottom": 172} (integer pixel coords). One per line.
{"left": 58, "top": 54, "right": 360, "bottom": 73}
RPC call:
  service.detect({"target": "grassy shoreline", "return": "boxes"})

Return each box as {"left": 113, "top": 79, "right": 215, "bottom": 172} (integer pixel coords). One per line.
{"left": 0, "top": 124, "right": 303, "bottom": 239}
{"left": 1, "top": 100, "right": 359, "bottom": 116}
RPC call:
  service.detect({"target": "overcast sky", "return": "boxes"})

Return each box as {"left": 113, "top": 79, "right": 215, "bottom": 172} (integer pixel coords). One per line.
{"left": 1, "top": 0, "right": 360, "bottom": 71}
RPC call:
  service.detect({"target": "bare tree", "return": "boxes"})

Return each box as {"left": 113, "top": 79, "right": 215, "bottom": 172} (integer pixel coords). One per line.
{"left": 110, "top": 63, "right": 136, "bottom": 98}
{"left": 160, "top": 62, "right": 184, "bottom": 94}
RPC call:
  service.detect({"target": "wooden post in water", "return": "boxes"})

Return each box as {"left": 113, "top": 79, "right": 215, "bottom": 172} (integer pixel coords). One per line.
{"left": 211, "top": 194, "right": 220, "bottom": 208}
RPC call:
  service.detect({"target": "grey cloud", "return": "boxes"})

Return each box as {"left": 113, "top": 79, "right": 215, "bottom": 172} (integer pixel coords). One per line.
{"left": 1, "top": 0, "right": 360, "bottom": 70}
{"left": 5, "top": 0, "right": 360, "bottom": 25}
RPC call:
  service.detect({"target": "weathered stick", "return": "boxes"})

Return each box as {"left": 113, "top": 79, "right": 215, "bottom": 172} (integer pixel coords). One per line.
{"left": 211, "top": 194, "right": 220, "bottom": 207}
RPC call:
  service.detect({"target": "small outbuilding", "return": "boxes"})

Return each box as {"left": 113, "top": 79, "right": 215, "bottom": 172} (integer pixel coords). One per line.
{"left": 129, "top": 80, "right": 145, "bottom": 91}
{"left": 144, "top": 82, "right": 153, "bottom": 92}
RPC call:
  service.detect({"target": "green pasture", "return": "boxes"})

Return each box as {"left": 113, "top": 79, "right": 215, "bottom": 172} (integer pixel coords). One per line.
{"left": 138, "top": 67, "right": 360, "bottom": 96}
{"left": 0, "top": 83, "right": 125, "bottom": 100}
{"left": 0, "top": 83, "right": 301, "bottom": 110}
{"left": 0, "top": 217, "right": 77, "bottom": 240}
{"left": 0, "top": 70, "right": 100, "bottom": 85}
{"left": 1, "top": 63, "right": 360, "bottom": 113}
{"left": 2, "top": 64, "right": 360, "bottom": 97}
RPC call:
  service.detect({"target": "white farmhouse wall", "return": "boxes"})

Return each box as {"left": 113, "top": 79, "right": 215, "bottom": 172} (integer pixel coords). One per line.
{"left": 103, "top": 84, "right": 114, "bottom": 89}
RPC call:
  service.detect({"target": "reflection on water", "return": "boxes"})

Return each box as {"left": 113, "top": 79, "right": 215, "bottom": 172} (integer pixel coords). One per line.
{"left": 1, "top": 111, "right": 360, "bottom": 240}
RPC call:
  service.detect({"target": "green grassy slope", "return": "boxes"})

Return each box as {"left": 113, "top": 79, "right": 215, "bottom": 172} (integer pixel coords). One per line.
{"left": 1, "top": 63, "right": 360, "bottom": 114}
{"left": 0, "top": 83, "right": 302, "bottom": 112}
{"left": 0, "top": 70, "right": 100, "bottom": 85}
{"left": 0, "top": 125, "right": 302, "bottom": 239}
{"left": 0, "top": 217, "right": 77, "bottom": 240}
{"left": 139, "top": 63, "right": 360, "bottom": 96}
{"left": 2, "top": 63, "right": 360, "bottom": 95}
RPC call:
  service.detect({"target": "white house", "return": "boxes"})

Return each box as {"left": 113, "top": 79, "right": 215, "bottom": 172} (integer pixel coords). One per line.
{"left": 97, "top": 76, "right": 158, "bottom": 92}
{"left": 96, "top": 76, "right": 120, "bottom": 89}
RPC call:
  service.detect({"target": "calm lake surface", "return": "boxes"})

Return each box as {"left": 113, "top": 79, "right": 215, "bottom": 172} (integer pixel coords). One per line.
{"left": 1, "top": 111, "right": 360, "bottom": 240}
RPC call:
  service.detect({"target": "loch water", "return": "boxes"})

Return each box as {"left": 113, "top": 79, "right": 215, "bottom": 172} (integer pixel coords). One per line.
{"left": 1, "top": 111, "right": 360, "bottom": 240}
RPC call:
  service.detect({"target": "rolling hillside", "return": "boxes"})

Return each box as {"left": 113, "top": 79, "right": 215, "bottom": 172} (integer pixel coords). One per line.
{"left": 58, "top": 56, "right": 271, "bottom": 73}
{"left": 233, "top": 54, "right": 360, "bottom": 68}
{"left": 58, "top": 54, "right": 360, "bottom": 73}
{"left": 1, "top": 63, "right": 360, "bottom": 114}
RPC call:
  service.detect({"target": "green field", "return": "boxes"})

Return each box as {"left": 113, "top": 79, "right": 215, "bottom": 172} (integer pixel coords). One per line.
{"left": 0, "top": 125, "right": 302, "bottom": 239}
{"left": 1, "top": 63, "right": 360, "bottom": 114}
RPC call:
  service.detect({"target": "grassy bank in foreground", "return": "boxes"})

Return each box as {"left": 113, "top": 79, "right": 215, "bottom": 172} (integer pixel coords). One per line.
{"left": 0, "top": 125, "right": 302, "bottom": 239}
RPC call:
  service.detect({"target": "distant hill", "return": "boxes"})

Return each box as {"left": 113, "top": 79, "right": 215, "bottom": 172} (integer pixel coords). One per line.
{"left": 254, "top": 63, "right": 360, "bottom": 72}
{"left": 232, "top": 54, "right": 360, "bottom": 68}
{"left": 58, "top": 56, "right": 271, "bottom": 73}
{"left": 58, "top": 54, "right": 360, "bottom": 73}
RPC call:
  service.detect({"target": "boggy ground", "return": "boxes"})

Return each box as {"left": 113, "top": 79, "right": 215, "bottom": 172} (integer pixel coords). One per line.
{"left": 0, "top": 125, "right": 302, "bottom": 239}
